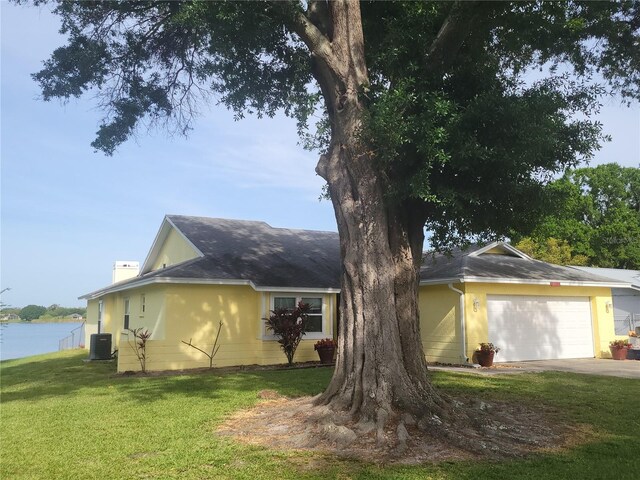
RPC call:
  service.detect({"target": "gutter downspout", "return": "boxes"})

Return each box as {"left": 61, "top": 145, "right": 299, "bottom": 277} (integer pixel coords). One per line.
{"left": 448, "top": 283, "right": 469, "bottom": 364}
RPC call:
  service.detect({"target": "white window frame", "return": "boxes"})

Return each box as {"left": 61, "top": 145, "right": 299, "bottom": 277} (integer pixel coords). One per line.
{"left": 123, "top": 297, "right": 130, "bottom": 330}
{"left": 140, "top": 294, "right": 146, "bottom": 317}
{"left": 98, "top": 300, "right": 103, "bottom": 333}
{"left": 261, "top": 293, "right": 332, "bottom": 341}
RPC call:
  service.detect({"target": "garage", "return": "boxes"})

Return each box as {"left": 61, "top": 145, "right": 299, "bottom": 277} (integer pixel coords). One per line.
{"left": 420, "top": 241, "right": 626, "bottom": 365}
{"left": 487, "top": 295, "right": 595, "bottom": 362}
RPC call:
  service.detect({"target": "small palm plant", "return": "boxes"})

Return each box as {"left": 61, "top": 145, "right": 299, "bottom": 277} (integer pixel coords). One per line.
{"left": 127, "top": 328, "right": 152, "bottom": 373}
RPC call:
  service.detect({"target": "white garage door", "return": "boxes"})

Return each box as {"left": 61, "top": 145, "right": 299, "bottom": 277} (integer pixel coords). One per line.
{"left": 487, "top": 295, "right": 595, "bottom": 362}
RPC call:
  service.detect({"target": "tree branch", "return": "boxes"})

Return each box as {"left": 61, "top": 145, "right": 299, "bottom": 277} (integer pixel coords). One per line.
{"left": 426, "top": 1, "right": 482, "bottom": 73}
{"left": 181, "top": 339, "right": 208, "bottom": 356}
{"left": 290, "top": 8, "right": 334, "bottom": 65}
{"left": 181, "top": 321, "right": 223, "bottom": 368}
{"left": 308, "top": 1, "right": 333, "bottom": 40}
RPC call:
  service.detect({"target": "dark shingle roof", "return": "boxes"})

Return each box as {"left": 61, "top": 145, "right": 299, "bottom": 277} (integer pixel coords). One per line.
{"left": 81, "top": 218, "right": 627, "bottom": 299}
{"left": 165, "top": 215, "right": 341, "bottom": 289}
{"left": 420, "top": 247, "right": 623, "bottom": 284}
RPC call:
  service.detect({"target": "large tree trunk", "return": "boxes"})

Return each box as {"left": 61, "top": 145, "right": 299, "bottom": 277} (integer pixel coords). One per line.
{"left": 317, "top": 147, "right": 448, "bottom": 425}
{"left": 307, "top": 1, "right": 448, "bottom": 426}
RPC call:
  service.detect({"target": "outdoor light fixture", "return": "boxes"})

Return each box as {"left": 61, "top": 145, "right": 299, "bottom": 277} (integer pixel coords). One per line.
{"left": 473, "top": 298, "right": 480, "bottom": 312}
{"left": 605, "top": 301, "right": 613, "bottom": 313}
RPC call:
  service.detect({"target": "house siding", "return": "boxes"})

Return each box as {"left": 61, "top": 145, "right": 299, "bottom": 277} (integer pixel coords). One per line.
{"left": 87, "top": 280, "right": 615, "bottom": 370}
{"left": 84, "top": 299, "right": 99, "bottom": 348}
{"left": 418, "top": 284, "right": 464, "bottom": 364}
{"left": 116, "top": 285, "right": 338, "bottom": 372}
{"left": 150, "top": 227, "right": 199, "bottom": 271}
{"left": 84, "top": 287, "right": 166, "bottom": 356}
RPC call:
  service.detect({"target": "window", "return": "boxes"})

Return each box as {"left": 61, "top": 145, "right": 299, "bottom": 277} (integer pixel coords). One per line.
{"left": 272, "top": 295, "right": 323, "bottom": 333}
{"left": 301, "top": 297, "right": 323, "bottom": 332}
{"left": 123, "top": 298, "right": 130, "bottom": 330}
{"left": 140, "top": 294, "right": 146, "bottom": 316}
{"left": 98, "top": 300, "right": 103, "bottom": 333}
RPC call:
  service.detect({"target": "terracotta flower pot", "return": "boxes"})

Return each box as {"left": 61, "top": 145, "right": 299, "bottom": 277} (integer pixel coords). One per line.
{"left": 610, "top": 346, "right": 629, "bottom": 361}
{"left": 476, "top": 350, "right": 495, "bottom": 367}
{"left": 316, "top": 346, "right": 335, "bottom": 364}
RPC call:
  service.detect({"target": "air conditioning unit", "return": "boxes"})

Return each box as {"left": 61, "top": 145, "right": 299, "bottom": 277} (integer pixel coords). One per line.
{"left": 89, "top": 333, "right": 112, "bottom": 360}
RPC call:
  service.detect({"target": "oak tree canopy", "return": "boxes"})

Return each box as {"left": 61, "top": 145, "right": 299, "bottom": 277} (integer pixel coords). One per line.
{"left": 27, "top": 0, "right": 640, "bottom": 434}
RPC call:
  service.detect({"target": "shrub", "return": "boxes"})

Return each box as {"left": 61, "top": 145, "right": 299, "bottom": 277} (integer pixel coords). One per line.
{"left": 477, "top": 342, "right": 500, "bottom": 353}
{"left": 264, "top": 302, "right": 310, "bottom": 365}
{"left": 314, "top": 338, "right": 336, "bottom": 350}
{"left": 610, "top": 339, "right": 632, "bottom": 348}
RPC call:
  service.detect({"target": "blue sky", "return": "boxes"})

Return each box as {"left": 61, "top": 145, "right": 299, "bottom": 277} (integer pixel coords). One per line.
{"left": 1, "top": 2, "right": 639, "bottom": 308}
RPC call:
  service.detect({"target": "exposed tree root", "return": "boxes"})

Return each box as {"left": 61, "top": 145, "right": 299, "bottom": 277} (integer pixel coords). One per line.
{"left": 217, "top": 392, "right": 590, "bottom": 465}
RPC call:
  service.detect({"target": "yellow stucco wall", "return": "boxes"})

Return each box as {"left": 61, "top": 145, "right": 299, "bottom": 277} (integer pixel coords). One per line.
{"left": 483, "top": 246, "right": 509, "bottom": 255}
{"left": 84, "top": 287, "right": 165, "bottom": 357}
{"left": 88, "top": 278, "right": 615, "bottom": 369}
{"left": 418, "top": 284, "right": 465, "bottom": 364}
{"left": 100, "top": 295, "right": 118, "bottom": 341}
{"left": 116, "top": 285, "right": 338, "bottom": 372}
{"left": 151, "top": 228, "right": 199, "bottom": 271}
{"left": 84, "top": 299, "right": 99, "bottom": 349}
{"left": 419, "top": 282, "right": 616, "bottom": 363}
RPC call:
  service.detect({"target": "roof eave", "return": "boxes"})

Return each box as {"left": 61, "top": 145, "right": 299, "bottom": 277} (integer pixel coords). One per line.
{"left": 467, "top": 241, "right": 532, "bottom": 260}
{"left": 419, "top": 277, "right": 465, "bottom": 286}
{"left": 79, "top": 276, "right": 341, "bottom": 300}
{"left": 420, "top": 276, "right": 631, "bottom": 289}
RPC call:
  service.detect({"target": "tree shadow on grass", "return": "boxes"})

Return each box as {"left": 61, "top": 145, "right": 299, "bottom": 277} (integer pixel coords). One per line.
{"left": 109, "top": 366, "right": 333, "bottom": 404}
{"left": 0, "top": 351, "right": 117, "bottom": 403}
{"left": 3, "top": 353, "right": 638, "bottom": 478}
{"left": 431, "top": 370, "right": 640, "bottom": 436}
{"left": 0, "top": 350, "right": 333, "bottom": 405}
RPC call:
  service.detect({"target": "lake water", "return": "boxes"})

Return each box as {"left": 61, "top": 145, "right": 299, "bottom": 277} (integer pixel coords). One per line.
{"left": 0, "top": 322, "right": 84, "bottom": 361}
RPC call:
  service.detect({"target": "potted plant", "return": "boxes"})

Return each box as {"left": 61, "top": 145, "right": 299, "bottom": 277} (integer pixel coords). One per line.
{"left": 475, "top": 343, "right": 500, "bottom": 367}
{"left": 609, "top": 339, "right": 632, "bottom": 361}
{"left": 314, "top": 338, "right": 336, "bottom": 364}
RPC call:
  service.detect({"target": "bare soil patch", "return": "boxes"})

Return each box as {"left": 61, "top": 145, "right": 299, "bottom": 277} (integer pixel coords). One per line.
{"left": 217, "top": 391, "right": 588, "bottom": 465}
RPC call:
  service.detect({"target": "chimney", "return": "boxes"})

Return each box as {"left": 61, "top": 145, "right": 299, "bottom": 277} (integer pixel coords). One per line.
{"left": 112, "top": 261, "right": 140, "bottom": 284}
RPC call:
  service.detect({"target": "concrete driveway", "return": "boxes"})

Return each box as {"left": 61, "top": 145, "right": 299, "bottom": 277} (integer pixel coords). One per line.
{"left": 429, "top": 358, "right": 640, "bottom": 379}
{"left": 500, "top": 358, "right": 640, "bottom": 379}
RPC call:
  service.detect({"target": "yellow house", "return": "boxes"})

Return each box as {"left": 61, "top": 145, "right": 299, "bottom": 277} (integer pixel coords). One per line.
{"left": 80, "top": 215, "right": 627, "bottom": 372}
{"left": 419, "top": 243, "right": 629, "bottom": 364}
{"left": 80, "top": 216, "right": 340, "bottom": 372}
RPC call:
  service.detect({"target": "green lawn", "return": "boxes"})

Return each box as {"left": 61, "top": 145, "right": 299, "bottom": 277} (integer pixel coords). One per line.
{"left": 1, "top": 351, "right": 638, "bottom": 479}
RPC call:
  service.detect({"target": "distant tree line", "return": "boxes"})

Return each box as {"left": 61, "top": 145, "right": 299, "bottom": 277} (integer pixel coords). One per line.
{"left": 512, "top": 163, "right": 640, "bottom": 269}
{"left": 0, "top": 304, "right": 87, "bottom": 322}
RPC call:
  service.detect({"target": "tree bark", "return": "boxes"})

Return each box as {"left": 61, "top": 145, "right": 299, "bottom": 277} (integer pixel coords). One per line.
{"left": 298, "top": 1, "right": 449, "bottom": 425}
{"left": 315, "top": 129, "right": 448, "bottom": 424}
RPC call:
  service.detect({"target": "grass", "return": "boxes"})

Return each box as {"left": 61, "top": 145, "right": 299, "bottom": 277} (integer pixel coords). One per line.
{"left": 1, "top": 351, "right": 639, "bottom": 479}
